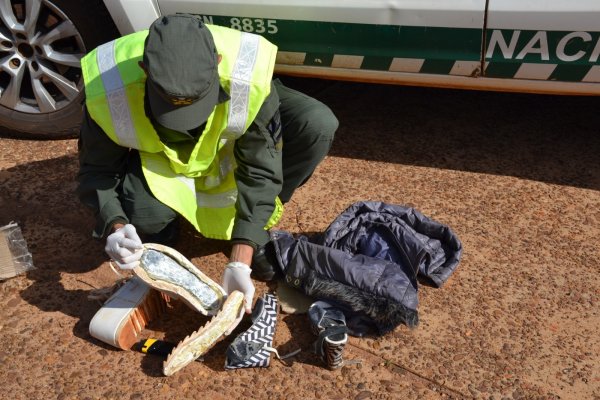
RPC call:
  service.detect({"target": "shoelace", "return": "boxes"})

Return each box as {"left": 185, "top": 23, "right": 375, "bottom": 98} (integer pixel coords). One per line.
{"left": 264, "top": 346, "right": 301, "bottom": 360}
{"left": 265, "top": 345, "right": 362, "bottom": 368}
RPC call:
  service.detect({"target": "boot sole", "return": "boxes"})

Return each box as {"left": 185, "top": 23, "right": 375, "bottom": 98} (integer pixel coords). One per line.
{"left": 134, "top": 243, "right": 226, "bottom": 316}
{"left": 163, "top": 290, "right": 244, "bottom": 376}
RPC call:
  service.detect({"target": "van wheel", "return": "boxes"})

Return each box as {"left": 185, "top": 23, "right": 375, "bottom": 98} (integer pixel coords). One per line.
{"left": 0, "top": 0, "right": 119, "bottom": 139}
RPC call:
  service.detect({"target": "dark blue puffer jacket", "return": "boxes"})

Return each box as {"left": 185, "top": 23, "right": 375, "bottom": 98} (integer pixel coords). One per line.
{"left": 323, "top": 201, "right": 462, "bottom": 288}
{"left": 270, "top": 201, "right": 462, "bottom": 336}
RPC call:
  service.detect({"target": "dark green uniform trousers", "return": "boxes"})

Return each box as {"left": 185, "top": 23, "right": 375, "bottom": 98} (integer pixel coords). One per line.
{"left": 121, "top": 81, "right": 338, "bottom": 237}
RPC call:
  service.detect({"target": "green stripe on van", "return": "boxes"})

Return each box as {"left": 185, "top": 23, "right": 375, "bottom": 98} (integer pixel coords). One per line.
{"left": 485, "top": 29, "right": 600, "bottom": 66}
{"left": 202, "top": 15, "right": 482, "bottom": 62}
{"left": 361, "top": 56, "right": 393, "bottom": 71}
{"left": 304, "top": 53, "right": 333, "bottom": 67}
{"left": 420, "top": 59, "right": 455, "bottom": 75}
{"left": 197, "top": 14, "right": 600, "bottom": 83}
{"left": 485, "top": 62, "right": 521, "bottom": 79}
{"left": 549, "top": 65, "right": 594, "bottom": 82}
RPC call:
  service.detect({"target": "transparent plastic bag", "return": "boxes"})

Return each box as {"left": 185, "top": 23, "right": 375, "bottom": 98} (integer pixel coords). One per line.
{"left": 0, "top": 222, "right": 35, "bottom": 280}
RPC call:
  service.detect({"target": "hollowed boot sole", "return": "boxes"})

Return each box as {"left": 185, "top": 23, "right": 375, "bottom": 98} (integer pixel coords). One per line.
{"left": 134, "top": 243, "right": 226, "bottom": 316}
{"left": 163, "top": 290, "right": 244, "bottom": 376}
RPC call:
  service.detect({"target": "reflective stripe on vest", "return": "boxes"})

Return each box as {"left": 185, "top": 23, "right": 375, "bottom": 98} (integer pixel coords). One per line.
{"left": 82, "top": 26, "right": 283, "bottom": 239}
{"left": 96, "top": 40, "right": 139, "bottom": 149}
{"left": 225, "top": 32, "right": 259, "bottom": 139}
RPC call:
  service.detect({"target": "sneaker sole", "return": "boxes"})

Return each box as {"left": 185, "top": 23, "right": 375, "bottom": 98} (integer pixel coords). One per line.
{"left": 89, "top": 277, "right": 170, "bottom": 350}
{"left": 134, "top": 243, "right": 226, "bottom": 316}
{"left": 163, "top": 290, "right": 244, "bottom": 376}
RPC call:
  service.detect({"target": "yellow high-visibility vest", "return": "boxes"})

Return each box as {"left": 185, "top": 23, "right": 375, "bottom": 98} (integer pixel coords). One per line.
{"left": 81, "top": 25, "right": 283, "bottom": 240}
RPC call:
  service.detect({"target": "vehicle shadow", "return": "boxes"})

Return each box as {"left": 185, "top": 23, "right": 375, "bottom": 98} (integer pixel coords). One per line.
{"left": 281, "top": 76, "right": 600, "bottom": 191}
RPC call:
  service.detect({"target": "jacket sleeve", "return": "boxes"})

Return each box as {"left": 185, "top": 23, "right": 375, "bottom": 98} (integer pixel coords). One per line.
{"left": 231, "top": 82, "right": 283, "bottom": 247}
{"left": 76, "top": 107, "right": 130, "bottom": 239}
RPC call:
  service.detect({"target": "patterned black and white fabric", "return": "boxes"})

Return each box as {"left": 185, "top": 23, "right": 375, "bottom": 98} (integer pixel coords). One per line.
{"left": 225, "top": 293, "right": 278, "bottom": 369}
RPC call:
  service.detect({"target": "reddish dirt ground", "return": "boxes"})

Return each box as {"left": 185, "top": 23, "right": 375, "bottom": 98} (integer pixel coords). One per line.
{"left": 1, "top": 80, "right": 599, "bottom": 400}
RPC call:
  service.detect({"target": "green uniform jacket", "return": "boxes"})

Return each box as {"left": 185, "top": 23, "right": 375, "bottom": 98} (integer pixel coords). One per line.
{"left": 77, "top": 81, "right": 282, "bottom": 248}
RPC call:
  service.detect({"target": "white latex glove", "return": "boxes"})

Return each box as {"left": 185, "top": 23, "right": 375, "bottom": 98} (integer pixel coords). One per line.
{"left": 222, "top": 261, "right": 255, "bottom": 319}
{"left": 105, "top": 224, "right": 143, "bottom": 270}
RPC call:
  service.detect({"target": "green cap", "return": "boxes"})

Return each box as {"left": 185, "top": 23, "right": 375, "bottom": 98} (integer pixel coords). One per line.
{"left": 143, "top": 14, "right": 227, "bottom": 132}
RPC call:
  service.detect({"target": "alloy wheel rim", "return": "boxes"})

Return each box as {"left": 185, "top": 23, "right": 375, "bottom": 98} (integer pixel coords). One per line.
{"left": 0, "top": 0, "right": 85, "bottom": 114}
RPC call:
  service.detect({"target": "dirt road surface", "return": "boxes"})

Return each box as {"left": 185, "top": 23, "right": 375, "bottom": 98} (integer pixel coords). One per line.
{"left": 1, "top": 79, "right": 599, "bottom": 400}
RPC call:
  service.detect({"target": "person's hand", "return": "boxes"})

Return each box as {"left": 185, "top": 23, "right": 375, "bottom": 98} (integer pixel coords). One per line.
{"left": 105, "top": 224, "right": 143, "bottom": 269}
{"left": 222, "top": 261, "right": 255, "bottom": 334}
{"left": 222, "top": 261, "right": 255, "bottom": 332}
{"left": 223, "top": 261, "right": 255, "bottom": 312}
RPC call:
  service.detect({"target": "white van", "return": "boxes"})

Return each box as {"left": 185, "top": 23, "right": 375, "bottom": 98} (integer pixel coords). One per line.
{"left": 1, "top": 0, "right": 599, "bottom": 138}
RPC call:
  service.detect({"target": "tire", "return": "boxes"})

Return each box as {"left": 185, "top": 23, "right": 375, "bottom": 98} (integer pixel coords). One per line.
{"left": 0, "top": 0, "right": 120, "bottom": 139}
